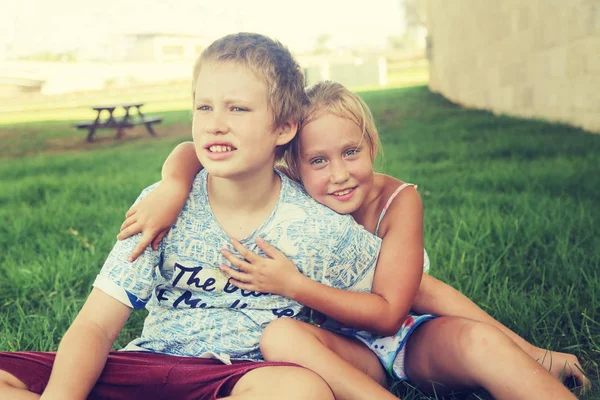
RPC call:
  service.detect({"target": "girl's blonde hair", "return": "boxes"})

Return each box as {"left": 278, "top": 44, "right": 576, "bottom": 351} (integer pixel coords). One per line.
{"left": 284, "top": 81, "right": 382, "bottom": 181}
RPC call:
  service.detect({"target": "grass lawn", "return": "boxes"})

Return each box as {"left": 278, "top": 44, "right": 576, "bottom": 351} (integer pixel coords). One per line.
{"left": 0, "top": 85, "right": 598, "bottom": 399}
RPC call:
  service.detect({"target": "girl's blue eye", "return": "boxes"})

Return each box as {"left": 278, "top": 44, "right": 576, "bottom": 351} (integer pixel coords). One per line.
{"left": 310, "top": 157, "right": 326, "bottom": 165}
{"left": 197, "top": 105, "right": 211, "bottom": 111}
{"left": 344, "top": 148, "right": 359, "bottom": 157}
{"left": 231, "top": 107, "right": 247, "bottom": 112}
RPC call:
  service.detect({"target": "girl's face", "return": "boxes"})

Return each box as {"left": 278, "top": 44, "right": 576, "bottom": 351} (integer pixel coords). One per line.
{"left": 298, "top": 112, "right": 374, "bottom": 215}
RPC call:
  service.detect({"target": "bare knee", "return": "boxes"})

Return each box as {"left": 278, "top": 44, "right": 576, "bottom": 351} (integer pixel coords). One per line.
{"left": 0, "top": 370, "right": 28, "bottom": 391}
{"left": 456, "top": 320, "right": 516, "bottom": 362}
{"left": 405, "top": 317, "right": 512, "bottom": 393}
{"left": 261, "top": 318, "right": 321, "bottom": 362}
{"left": 289, "top": 368, "right": 334, "bottom": 400}
{"left": 231, "top": 366, "right": 334, "bottom": 400}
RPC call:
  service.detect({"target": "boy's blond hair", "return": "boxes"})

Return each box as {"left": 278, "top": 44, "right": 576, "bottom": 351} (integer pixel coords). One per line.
{"left": 285, "top": 81, "right": 382, "bottom": 181}
{"left": 192, "top": 33, "right": 307, "bottom": 140}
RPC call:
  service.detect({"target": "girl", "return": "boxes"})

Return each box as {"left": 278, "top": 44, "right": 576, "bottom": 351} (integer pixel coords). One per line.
{"left": 119, "top": 81, "right": 588, "bottom": 399}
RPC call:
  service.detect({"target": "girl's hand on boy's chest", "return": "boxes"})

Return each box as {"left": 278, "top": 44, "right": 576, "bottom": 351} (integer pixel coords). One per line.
{"left": 218, "top": 238, "right": 303, "bottom": 298}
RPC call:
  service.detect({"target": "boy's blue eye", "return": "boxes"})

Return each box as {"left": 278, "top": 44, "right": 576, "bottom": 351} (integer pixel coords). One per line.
{"left": 231, "top": 106, "right": 247, "bottom": 112}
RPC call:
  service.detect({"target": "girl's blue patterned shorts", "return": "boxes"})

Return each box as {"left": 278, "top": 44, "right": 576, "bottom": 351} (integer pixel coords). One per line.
{"left": 320, "top": 312, "right": 437, "bottom": 381}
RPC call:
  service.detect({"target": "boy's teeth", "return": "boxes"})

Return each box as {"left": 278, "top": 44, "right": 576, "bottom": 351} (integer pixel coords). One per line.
{"left": 209, "top": 145, "right": 233, "bottom": 152}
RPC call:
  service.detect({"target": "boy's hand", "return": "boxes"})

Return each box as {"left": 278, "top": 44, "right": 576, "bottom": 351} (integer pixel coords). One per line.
{"left": 531, "top": 347, "right": 591, "bottom": 393}
{"left": 219, "top": 238, "right": 304, "bottom": 297}
{"left": 117, "top": 181, "right": 187, "bottom": 262}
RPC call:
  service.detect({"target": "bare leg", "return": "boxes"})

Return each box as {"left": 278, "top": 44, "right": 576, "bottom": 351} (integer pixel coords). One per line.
{"left": 413, "top": 274, "right": 537, "bottom": 353}
{"left": 259, "top": 318, "right": 396, "bottom": 400}
{"left": 224, "top": 365, "right": 334, "bottom": 400}
{"left": 405, "top": 316, "right": 577, "bottom": 400}
{"left": 413, "top": 274, "right": 589, "bottom": 388}
{"left": 0, "top": 370, "right": 39, "bottom": 400}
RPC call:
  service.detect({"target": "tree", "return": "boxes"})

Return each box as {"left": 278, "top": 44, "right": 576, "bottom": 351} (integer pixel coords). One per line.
{"left": 314, "top": 34, "right": 332, "bottom": 55}
{"left": 401, "top": 0, "right": 428, "bottom": 51}
{"left": 403, "top": 0, "right": 427, "bottom": 32}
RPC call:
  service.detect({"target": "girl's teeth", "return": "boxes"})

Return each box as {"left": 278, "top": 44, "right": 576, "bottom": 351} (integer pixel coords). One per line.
{"left": 334, "top": 188, "right": 352, "bottom": 196}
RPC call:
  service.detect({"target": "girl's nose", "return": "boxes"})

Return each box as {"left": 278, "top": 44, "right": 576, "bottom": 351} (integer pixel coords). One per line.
{"left": 330, "top": 164, "right": 350, "bottom": 184}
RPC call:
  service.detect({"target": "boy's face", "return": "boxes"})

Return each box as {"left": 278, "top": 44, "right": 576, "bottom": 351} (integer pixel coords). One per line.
{"left": 192, "top": 61, "right": 291, "bottom": 180}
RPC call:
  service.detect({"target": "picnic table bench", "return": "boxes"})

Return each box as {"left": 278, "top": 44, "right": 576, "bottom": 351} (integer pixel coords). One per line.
{"left": 75, "top": 103, "right": 163, "bottom": 142}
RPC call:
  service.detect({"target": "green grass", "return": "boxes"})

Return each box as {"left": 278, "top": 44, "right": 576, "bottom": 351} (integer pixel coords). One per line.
{"left": 1, "top": 85, "right": 599, "bottom": 399}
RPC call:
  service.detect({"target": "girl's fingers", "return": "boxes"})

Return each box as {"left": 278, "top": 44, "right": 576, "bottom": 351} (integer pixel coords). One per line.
{"left": 230, "top": 239, "right": 259, "bottom": 263}
{"left": 151, "top": 229, "right": 169, "bottom": 251}
{"left": 129, "top": 232, "right": 154, "bottom": 262}
{"left": 220, "top": 265, "right": 252, "bottom": 283}
{"left": 221, "top": 249, "right": 253, "bottom": 272}
{"left": 120, "top": 216, "right": 137, "bottom": 232}
{"left": 256, "top": 237, "right": 281, "bottom": 259}
{"left": 125, "top": 206, "right": 138, "bottom": 218}
{"left": 117, "top": 222, "right": 142, "bottom": 240}
{"left": 227, "top": 279, "right": 256, "bottom": 292}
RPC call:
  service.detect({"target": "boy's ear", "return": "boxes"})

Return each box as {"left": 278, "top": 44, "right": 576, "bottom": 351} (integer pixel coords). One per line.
{"left": 275, "top": 120, "right": 298, "bottom": 147}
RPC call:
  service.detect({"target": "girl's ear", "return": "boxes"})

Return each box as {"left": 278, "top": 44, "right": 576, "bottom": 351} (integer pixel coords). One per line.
{"left": 275, "top": 120, "right": 298, "bottom": 147}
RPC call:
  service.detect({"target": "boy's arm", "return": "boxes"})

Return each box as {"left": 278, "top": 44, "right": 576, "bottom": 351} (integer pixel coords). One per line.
{"left": 118, "top": 141, "right": 202, "bottom": 261}
{"left": 41, "top": 288, "right": 132, "bottom": 400}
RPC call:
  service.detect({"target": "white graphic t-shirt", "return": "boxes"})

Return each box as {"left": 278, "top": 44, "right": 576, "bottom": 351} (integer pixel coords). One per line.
{"left": 93, "top": 169, "right": 381, "bottom": 363}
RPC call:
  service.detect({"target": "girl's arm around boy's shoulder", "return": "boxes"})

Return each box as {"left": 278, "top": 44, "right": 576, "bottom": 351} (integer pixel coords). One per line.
{"left": 161, "top": 141, "right": 201, "bottom": 184}
{"left": 41, "top": 288, "right": 132, "bottom": 400}
{"left": 118, "top": 141, "right": 202, "bottom": 261}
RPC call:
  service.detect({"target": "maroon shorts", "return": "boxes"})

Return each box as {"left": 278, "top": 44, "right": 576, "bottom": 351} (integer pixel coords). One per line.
{"left": 0, "top": 351, "right": 296, "bottom": 399}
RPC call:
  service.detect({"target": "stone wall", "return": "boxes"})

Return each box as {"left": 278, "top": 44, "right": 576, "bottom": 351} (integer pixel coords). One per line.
{"left": 426, "top": 0, "right": 600, "bottom": 133}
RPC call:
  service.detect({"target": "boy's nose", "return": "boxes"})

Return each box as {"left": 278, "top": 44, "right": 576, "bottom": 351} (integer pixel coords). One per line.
{"left": 205, "top": 112, "right": 229, "bottom": 135}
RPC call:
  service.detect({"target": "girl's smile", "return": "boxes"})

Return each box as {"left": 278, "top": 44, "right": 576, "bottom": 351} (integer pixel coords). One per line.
{"left": 329, "top": 186, "right": 357, "bottom": 201}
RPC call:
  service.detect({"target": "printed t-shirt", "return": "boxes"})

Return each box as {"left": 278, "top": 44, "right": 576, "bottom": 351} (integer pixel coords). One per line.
{"left": 93, "top": 169, "right": 381, "bottom": 363}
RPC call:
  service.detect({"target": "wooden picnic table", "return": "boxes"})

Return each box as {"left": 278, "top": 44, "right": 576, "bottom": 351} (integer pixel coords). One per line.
{"left": 75, "top": 103, "right": 163, "bottom": 142}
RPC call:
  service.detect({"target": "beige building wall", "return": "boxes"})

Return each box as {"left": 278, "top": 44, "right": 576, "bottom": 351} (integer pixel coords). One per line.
{"left": 426, "top": 0, "right": 600, "bottom": 133}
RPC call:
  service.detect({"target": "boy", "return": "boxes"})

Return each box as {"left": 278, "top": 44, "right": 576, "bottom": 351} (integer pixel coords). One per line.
{"left": 0, "top": 33, "right": 382, "bottom": 399}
